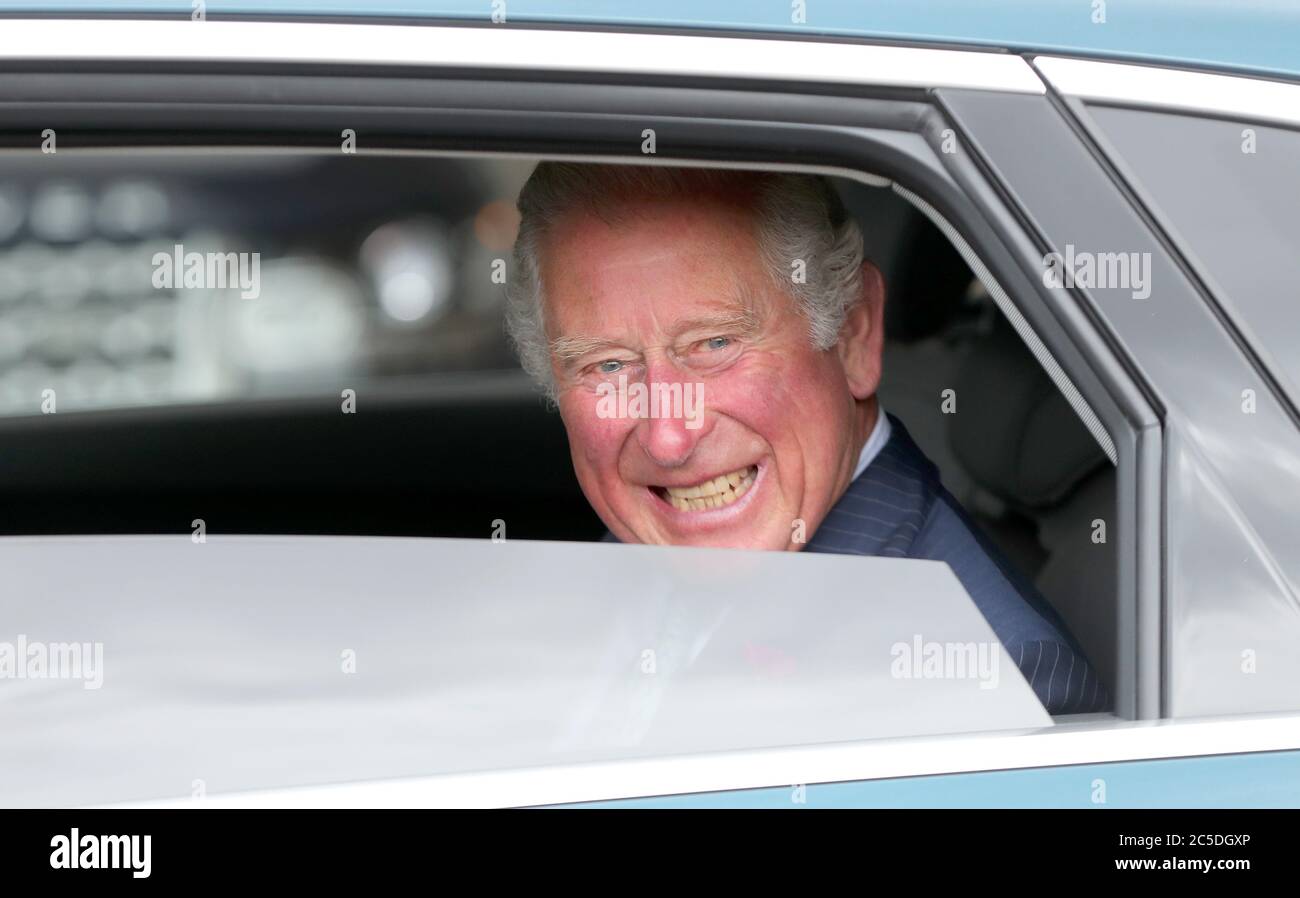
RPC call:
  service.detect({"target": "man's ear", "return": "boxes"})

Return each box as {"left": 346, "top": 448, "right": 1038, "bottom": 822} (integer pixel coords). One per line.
{"left": 836, "top": 261, "right": 886, "bottom": 400}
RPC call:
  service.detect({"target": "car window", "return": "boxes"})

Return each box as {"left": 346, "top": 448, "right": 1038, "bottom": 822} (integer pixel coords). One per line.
{"left": 0, "top": 151, "right": 1121, "bottom": 704}
{"left": 1083, "top": 106, "right": 1300, "bottom": 405}
{"left": 0, "top": 150, "right": 1128, "bottom": 806}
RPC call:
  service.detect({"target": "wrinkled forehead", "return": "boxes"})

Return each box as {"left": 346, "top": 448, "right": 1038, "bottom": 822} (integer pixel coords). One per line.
{"left": 540, "top": 210, "right": 780, "bottom": 348}
{"left": 538, "top": 196, "right": 779, "bottom": 343}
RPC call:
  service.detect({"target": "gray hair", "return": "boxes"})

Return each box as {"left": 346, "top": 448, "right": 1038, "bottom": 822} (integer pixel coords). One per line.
{"left": 505, "top": 163, "right": 865, "bottom": 398}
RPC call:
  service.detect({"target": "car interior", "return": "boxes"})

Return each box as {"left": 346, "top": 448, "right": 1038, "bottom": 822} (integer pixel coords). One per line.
{"left": 0, "top": 153, "right": 1118, "bottom": 711}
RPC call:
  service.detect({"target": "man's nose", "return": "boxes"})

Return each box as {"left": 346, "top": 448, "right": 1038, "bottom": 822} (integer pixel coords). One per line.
{"left": 633, "top": 359, "right": 707, "bottom": 467}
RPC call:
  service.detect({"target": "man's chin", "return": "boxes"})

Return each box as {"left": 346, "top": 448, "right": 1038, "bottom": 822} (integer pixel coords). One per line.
{"left": 676, "top": 531, "right": 794, "bottom": 551}
{"left": 622, "top": 525, "right": 789, "bottom": 551}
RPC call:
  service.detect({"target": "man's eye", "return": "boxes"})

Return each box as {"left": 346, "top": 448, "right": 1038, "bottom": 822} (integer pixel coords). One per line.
{"left": 596, "top": 360, "right": 624, "bottom": 374}
{"left": 681, "top": 335, "right": 740, "bottom": 367}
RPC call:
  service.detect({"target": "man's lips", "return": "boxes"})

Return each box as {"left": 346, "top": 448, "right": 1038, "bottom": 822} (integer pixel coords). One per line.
{"left": 650, "top": 464, "right": 758, "bottom": 512}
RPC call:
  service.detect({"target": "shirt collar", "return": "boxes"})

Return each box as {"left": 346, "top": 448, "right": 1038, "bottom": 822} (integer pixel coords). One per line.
{"left": 850, "top": 406, "right": 892, "bottom": 484}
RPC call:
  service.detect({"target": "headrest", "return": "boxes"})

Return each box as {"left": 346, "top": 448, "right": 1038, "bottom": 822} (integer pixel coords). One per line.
{"left": 949, "top": 321, "right": 1107, "bottom": 509}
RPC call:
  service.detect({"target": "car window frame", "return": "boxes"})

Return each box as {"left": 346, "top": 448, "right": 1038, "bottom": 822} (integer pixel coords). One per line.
{"left": 978, "top": 58, "right": 1300, "bottom": 722}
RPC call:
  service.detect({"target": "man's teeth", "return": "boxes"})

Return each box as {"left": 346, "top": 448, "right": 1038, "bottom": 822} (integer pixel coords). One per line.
{"left": 664, "top": 466, "right": 757, "bottom": 512}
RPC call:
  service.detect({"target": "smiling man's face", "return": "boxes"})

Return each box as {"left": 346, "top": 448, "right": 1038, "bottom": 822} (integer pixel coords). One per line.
{"left": 542, "top": 186, "right": 884, "bottom": 551}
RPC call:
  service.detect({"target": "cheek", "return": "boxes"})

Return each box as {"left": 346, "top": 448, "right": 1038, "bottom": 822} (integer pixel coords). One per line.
{"left": 703, "top": 356, "right": 784, "bottom": 421}
{"left": 558, "top": 397, "right": 634, "bottom": 476}
{"left": 708, "top": 353, "right": 847, "bottom": 442}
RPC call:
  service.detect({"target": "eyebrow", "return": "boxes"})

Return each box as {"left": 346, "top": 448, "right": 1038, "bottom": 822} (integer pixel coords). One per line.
{"left": 549, "top": 335, "right": 627, "bottom": 364}
{"left": 548, "top": 282, "right": 766, "bottom": 364}
{"left": 684, "top": 278, "right": 767, "bottom": 338}
{"left": 670, "top": 306, "right": 762, "bottom": 340}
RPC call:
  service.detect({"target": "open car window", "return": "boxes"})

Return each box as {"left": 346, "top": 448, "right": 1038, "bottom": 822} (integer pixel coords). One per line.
{"left": 0, "top": 149, "right": 1126, "bottom": 809}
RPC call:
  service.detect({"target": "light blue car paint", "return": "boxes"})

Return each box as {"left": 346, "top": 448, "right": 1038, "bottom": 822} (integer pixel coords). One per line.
{"left": 562, "top": 750, "right": 1300, "bottom": 808}
{"left": 3, "top": 0, "right": 1298, "bottom": 81}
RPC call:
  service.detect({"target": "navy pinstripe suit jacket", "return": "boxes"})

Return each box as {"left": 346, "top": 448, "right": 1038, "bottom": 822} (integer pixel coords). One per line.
{"left": 805, "top": 414, "right": 1110, "bottom": 715}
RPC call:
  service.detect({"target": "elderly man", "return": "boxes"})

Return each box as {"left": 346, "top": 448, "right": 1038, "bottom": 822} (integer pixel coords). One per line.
{"left": 505, "top": 162, "right": 1108, "bottom": 715}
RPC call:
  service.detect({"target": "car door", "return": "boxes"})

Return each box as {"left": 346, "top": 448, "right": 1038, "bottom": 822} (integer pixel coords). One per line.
{"left": 1, "top": 14, "right": 1298, "bottom": 808}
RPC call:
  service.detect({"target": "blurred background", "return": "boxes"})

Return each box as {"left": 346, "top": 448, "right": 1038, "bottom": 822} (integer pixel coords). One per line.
{"left": 0, "top": 151, "right": 613, "bottom": 543}
{"left": 0, "top": 152, "right": 532, "bottom": 415}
